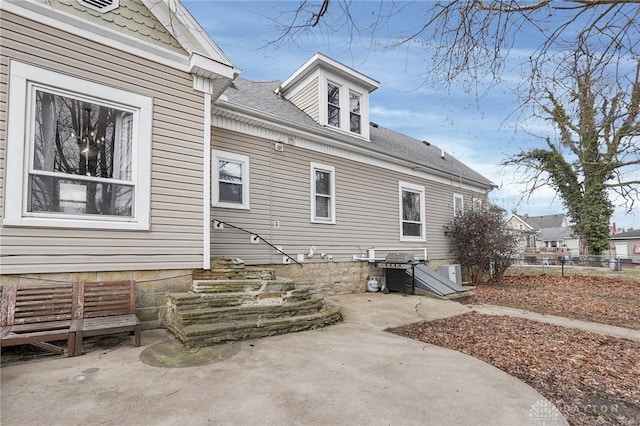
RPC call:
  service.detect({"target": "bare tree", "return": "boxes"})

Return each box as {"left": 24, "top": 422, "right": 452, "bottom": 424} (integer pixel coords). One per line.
{"left": 504, "top": 48, "right": 640, "bottom": 254}
{"left": 271, "top": 1, "right": 640, "bottom": 91}
{"left": 270, "top": 1, "right": 640, "bottom": 246}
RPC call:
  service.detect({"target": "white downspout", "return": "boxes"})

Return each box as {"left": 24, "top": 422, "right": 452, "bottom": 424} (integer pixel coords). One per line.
{"left": 203, "top": 90, "right": 212, "bottom": 270}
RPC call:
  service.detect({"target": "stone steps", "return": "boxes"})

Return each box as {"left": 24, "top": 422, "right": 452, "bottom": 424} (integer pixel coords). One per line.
{"left": 191, "top": 277, "right": 295, "bottom": 293}
{"left": 169, "top": 297, "right": 325, "bottom": 327}
{"left": 165, "top": 258, "right": 341, "bottom": 348}
{"left": 168, "top": 304, "right": 341, "bottom": 348}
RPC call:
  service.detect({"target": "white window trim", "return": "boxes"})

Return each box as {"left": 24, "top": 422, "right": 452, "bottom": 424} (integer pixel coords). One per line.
{"left": 319, "top": 71, "right": 371, "bottom": 139}
{"left": 472, "top": 197, "right": 482, "bottom": 210}
{"left": 310, "top": 162, "right": 336, "bottom": 224}
{"left": 453, "top": 193, "right": 464, "bottom": 217}
{"left": 326, "top": 80, "right": 341, "bottom": 129}
{"left": 399, "top": 181, "right": 426, "bottom": 242}
{"left": 212, "top": 150, "right": 250, "bottom": 210}
{"left": 348, "top": 89, "right": 362, "bottom": 133}
{"left": 4, "top": 60, "right": 152, "bottom": 230}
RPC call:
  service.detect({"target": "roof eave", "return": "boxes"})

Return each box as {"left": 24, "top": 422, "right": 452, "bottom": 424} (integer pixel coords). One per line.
{"left": 214, "top": 100, "right": 494, "bottom": 190}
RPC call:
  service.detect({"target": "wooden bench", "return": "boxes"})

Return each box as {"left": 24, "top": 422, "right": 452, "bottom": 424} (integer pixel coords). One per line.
{"left": 71, "top": 280, "right": 141, "bottom": 356}
{"left": 0, "top": 282, "right": 78, "bottom": 356}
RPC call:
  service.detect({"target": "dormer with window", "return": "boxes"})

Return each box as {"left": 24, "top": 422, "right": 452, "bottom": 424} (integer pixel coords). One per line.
{"left": 279, "top": 53, "right": 379, "bottom": 140}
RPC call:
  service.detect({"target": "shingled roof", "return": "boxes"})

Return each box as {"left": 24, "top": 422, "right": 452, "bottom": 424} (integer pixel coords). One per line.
{"left": 216, "top": 77, "right": 495, "bottom": 189}
{"left": 521, "top": 214, "right": 567, "bottom": 231}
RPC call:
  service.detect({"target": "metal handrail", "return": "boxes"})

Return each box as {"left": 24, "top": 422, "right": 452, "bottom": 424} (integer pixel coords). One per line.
{"left": 212, "top": 219, "right": 303, "bottom": 267}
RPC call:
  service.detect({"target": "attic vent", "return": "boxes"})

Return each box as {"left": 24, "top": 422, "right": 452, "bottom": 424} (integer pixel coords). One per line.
{"left": 422, "top": 140, "right": 430, "bottom": 146}
{"left": 77, "top": 0, "right": 119, "bottom": 13}
{"left": 370, "top": 122, "right": 379, "bottom": 128}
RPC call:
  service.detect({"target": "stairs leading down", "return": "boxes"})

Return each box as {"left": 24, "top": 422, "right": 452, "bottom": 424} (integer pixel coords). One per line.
{"left": 165, "top": 258, "right": 341, "bottom": 348}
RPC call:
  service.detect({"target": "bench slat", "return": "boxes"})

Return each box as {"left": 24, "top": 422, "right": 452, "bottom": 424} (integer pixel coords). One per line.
{"left": 73, "top": 280, "right": 141, "bottom": 356}
{"left": 0, "top": 283, "right": 77, "bottom": 356}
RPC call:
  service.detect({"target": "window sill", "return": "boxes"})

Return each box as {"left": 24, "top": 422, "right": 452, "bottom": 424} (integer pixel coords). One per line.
{"left": 311, "top": 219, "right": 336, "bottom": 225}
{"left": 400, "top": 236, "right": 427, "bottom": 243}
{"left": 2, "top": 217, "right": 150, "bottom": 231}
{"left": 213, "top": 202, "right": 250, "bottom": 210}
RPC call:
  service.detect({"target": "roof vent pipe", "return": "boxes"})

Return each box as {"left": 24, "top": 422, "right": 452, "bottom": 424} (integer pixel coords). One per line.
{"left": 441, "top": 149, "right": 445, "bottom": 159}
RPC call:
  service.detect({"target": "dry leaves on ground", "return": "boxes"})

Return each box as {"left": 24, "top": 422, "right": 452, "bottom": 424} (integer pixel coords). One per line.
{"left": 390, "top": 312, "right": 640, "bottom": 426}
{"left": 467, "top": 275, "right": 640, "bottom": 329}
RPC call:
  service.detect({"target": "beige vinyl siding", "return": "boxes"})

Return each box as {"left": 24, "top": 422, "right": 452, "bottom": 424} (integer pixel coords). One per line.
{"left": 288, "top": 77, "right": 320, "bottom": 122}
{"left": 0, "top": 12, "right": 206, "bottom": 274}
{"left": 211, "top": 128, "right": 487, "bottom": 264}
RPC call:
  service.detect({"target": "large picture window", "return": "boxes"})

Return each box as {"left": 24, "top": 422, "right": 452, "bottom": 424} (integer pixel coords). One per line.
{"left": 310, "top": 162, "right": 336, "bottom": 224}
{"left": 4, "top": 61, "right": 152, "bottom": 230}
{"left": 212, "top": 150, "right": 250, "bottom": 209}
{"left": 399, "top": 181, "right": 426, "bottom": 241}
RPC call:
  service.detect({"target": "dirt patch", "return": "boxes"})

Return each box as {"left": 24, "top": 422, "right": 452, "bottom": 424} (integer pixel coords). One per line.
{"left": 392, "top": 273, "right": 640, "bottom": 426}
{"left": 465, "top": 274, "right": 640, "bottom": 329}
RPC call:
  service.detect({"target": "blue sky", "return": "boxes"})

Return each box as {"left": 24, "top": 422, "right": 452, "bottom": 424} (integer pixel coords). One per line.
{"left": 184, "top": 0, "right": 640, "bottom": 231}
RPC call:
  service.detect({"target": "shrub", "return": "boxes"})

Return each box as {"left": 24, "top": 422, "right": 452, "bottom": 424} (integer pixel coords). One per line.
{"left": 444, "top": 205, "right": 520, "bottom": 284}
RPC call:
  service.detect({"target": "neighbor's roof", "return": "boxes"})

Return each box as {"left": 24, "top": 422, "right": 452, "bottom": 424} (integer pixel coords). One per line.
{"left": 521, "top": 214, "right": 567, "bottom": 230}
{"left": 538, "top": 226, "right": 575, "bottom": 241}
{"left": 610, "top": 229, "right": 640, "bottom": 239}
{"left": 216, "top": 78, "right": 495, "bottom": 189}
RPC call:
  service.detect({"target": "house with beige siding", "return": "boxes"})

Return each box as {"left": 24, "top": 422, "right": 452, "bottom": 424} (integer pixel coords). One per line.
{"left": 0, "top": 0, "right": 494, "bottom": 325}
{"left": 0, "top": 0, "right": 237, "bottom": 324}
{"left": 210, "top": 53, "right": 495, "bottom": 292}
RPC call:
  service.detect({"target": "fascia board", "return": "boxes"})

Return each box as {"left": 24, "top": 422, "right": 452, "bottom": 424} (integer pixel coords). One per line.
{"left": 143, "top": 0, "right": 235, "bottom": 69}
{"left": 190, "top": 52, "right": 238, "bottom": 81}
{"left": 2, "top": 0, "right": 190, "bottom": 72}
{"left": 281, "top": 52, "right": 379, "bottom": 94}
{"left": 214, "top": 101, "right": 494, "bottom": 191}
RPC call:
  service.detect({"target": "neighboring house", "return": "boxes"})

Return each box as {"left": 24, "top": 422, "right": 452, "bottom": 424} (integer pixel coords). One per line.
{"left": 0, "top": 0, "right": 237, "bottom": 324}
{"left": 508, "top": 213, "right": 579, "bottom": 259}
{"left": 210, "top": 53, "right": 495, "bottom": 291}
{"left": 609, "top": 229, "right": 640, "bottom": 262}
{"left": 505, "top": 214, "right": 538, "bottom": 254}
{"left": 0, "top": 0, "right": 495, "bottom": 323}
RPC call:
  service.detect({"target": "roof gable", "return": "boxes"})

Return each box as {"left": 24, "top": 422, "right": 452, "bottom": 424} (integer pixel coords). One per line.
{"left": 4, "top": 0, "right": 238, "bottom": 96}
{"left": 522, "top": 213, "right": 567, "bottom": 230}
{"left": 33, "top": 0, "right": 187, "bottom": 54}
{"left": 281, "top": 53, "right": 379, "bottom": 94}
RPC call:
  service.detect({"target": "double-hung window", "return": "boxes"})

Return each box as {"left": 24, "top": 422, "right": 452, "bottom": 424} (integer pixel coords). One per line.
{"left": 472, "top": 197, "right": 482, "bottom": 210}
{"left": 4, "top": 61, "right": 152, "bottom": 230}
{"left": 453, "top": 194, "right": 464, "bottom": 217}
{"left": 212, "top": 150, "right": 250, "bottom": 209}
{"left": 310, "top": 162, "right": 335, "bottom": 224}
{"left": 349, "top": 91, "right": 361, "bottom": 133}
{"left": 399, "top": 182, "right": 425, "bottom": 241}
{"left": 327, "top": 82, "right": 341, "bottom": 128}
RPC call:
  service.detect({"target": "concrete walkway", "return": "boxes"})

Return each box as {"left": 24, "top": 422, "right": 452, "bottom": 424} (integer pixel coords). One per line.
{"left": 0, "top": 293, "right": 568, "bottom": 426}
{"left": 470, "top": 304, "right": 640, "bottom": 342}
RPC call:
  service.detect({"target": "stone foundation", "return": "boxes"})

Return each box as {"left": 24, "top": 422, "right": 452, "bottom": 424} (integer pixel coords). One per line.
{"left": 263, "top": 261, "right": 381, "bottom": 295}
{"left": 0, "top": 269, "right": 193, "bottom": 328}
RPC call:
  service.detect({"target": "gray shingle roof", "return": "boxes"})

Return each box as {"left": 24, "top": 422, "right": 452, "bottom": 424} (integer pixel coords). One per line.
{"left": 521, "top": 214, "right": 566, "bottom": 230}
{"left": 538, "top": 226, "right": 575, "bottom": 240}
{"left": 610, "top": 229, "right": 640, "bottom": 239}
{"left": 219, "top": 78, "right": 494, "bottom": 188}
